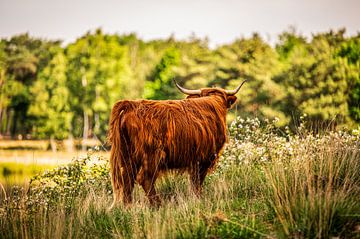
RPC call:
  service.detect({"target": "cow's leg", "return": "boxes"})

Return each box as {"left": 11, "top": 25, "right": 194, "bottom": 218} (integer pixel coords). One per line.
{"left": 137, "top": 163, "right": 161, "bottom": 206}
{"left": 110, "top": 181, "right": 121, "bottom": 209}
{"left": 110, "top": 164, "right": 137, "bottom": 207}
{"left": 190, "top": 162, "right": 201, "bottom": 196}
{"left": 190, "top": 161, "right": 211, "bottom": 196}
{"left": 140, "top": 175, "right": 161, "bottom": 207}
{"left": 109, "top": 149, "right": 123, "bottom": 209}
{"left": 138, "top": 151, "right": 164, "bottom": 206}
{"left": 121, "top": 162, "right": 138, "bottom": 205}
{"left": 198, "top": 165, "right": 209, "bottom": 191}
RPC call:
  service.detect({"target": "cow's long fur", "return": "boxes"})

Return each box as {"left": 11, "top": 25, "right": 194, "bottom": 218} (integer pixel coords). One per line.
{"left": 108, "top": 88, "right": 237, "bottom": 207}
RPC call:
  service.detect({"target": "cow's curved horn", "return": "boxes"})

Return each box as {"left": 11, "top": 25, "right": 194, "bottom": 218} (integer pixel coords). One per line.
{"left": 174, "top": 80, "right": 201, "bottom": 95}
{"left": 225, "top": 80, "right": 248, "bottom": 95}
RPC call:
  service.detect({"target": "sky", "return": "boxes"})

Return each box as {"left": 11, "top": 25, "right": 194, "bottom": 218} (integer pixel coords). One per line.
{"left": 0, "top": 0, "right": 359, "bottom": 47}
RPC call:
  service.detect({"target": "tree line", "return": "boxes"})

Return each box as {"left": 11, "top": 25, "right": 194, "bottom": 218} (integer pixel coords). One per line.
{"left": 0, "top": 28, "right": 359, "bottom": 142}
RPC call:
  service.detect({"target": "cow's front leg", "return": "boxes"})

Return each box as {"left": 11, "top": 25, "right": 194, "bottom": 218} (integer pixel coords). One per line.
{"left": 137, "top": 166, "right": 161, "bottom": 207}
{"left": 140, "top": 177, "right": 161, "bottom": 207}
{"left": 190, "top": 161, "right": 210, "bottom": 196}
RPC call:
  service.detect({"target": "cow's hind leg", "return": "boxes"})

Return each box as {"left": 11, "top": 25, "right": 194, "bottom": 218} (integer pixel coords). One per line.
{"left": 109, "top": 150, "right": 123, "bottom": 209}
{"left": 109, "top": 181, "right": 121, "bottom": 210}
{"left": 121, "top": 162, "right": 139, "bottom": 205}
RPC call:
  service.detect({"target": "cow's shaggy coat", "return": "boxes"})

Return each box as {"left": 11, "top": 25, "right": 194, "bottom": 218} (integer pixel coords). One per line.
{"left": 108, "top": 87, "right": 242, "bottom": 206}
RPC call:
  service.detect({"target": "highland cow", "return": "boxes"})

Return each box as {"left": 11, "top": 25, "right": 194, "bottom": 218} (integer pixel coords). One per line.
{"left": 108, "top": 80, "right": 247, "bottom": 207}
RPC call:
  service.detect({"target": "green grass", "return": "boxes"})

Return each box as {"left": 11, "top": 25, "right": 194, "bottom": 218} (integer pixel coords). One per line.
{"left": 0, "top": 117, "right": 359, "bottom": 238}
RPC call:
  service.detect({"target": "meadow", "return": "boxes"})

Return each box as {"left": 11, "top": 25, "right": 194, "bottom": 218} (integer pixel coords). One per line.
{"left": 0, "top": 117, "right": 359, "bottom": 239}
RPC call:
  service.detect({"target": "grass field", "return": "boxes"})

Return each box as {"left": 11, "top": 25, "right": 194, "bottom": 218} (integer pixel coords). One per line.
{"left": 0, "top": 117, "right": 359, "bottom": 238}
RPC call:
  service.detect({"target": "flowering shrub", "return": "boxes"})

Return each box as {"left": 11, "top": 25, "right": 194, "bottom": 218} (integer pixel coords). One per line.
{"left": 0, "top": 151, "right": 111, "bottom": 215}
{"left": 28, "top": 152, "right": 111, "bottom": 209}
{"left": 217, "top": 116, "right": 360, "bottom": 174}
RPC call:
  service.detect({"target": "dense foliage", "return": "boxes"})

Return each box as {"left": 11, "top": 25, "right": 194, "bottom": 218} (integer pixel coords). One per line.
{"left": 0, "top": 28, "right": 359, "bottom": 141}
{"left": 1, "top": 117, "right": 359, "bottom": 238}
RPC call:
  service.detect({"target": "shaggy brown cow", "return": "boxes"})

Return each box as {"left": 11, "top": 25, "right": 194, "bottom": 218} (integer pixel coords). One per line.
{"left": 108, "top": 80, "right": 247, "bottom": 207}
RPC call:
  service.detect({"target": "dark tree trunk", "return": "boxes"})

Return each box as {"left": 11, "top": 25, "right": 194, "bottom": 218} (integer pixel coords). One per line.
{"left": 0, "top": 108, "right": 3, "bottom": 136}
{"left": 11, "top": 110, "right": 17, "bottom": 139}
{"left": 82, "top": 111, "right": 89, "bottom": 151}
{"left": 5, "top": 109, "right": 12, "bottom": 137}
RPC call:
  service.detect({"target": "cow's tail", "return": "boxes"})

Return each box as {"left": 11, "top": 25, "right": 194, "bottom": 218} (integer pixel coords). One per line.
{"left": 107, "top": 101, "right": 133, "bottom": 209}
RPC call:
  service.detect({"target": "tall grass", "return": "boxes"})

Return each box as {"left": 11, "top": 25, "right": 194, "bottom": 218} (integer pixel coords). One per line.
{"left": 263, "top": 133, "right": 360, "bottom": 238}
{"left": 0, "top": 117, "right": 359, "bottom": 238}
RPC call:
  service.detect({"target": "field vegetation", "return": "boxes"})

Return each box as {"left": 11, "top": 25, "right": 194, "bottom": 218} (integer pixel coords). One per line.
{"left": 1, "top": 117, "right": 359, "bottom": 238}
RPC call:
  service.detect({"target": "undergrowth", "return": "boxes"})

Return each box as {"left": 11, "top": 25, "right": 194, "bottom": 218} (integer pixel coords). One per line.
{"left": 0, "top": 117, "right": 359, "bottom": 238}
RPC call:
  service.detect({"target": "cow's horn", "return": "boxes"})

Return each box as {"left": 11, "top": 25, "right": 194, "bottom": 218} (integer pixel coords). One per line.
{"left": 174, "top": 80, "right": 201, "bottom": 95}
{"left": 225, "top": 80, "right": 248, "bottom": 95}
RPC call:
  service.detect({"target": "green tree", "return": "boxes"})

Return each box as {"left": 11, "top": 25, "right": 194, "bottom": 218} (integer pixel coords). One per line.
{"left": 172, "top": 36, "right": 217, "bottom": 90}
{"left": 276, "top": 28, "right": 307, "bottom": 61}
{"left": 338, "top": 36, "right": 360, "bottom": 123}
{"left": 117, "top": 34, "right": 168, "bottom": 99}
{"left": 28, "top": 47, "right": 72, "bottom": 140}
{"left": 275, "top": 30, "right": 352, "bottom": 126}
{"left": 66, "top": 29, "right": 133, "bottom": 144}
{"left": 0, "top": 40, "right": 8, "bottom": 135}
{"left": 1, "top": 29, "right": 360, "bottom": 140}
{"left": 1, "top": 34, "right": 58, "bottom": 138}
{"left": 215, "top": 34, "right": 286, "bottom": 124}
{"left": 143, "top": 47, "right": 180, "bottom": 100}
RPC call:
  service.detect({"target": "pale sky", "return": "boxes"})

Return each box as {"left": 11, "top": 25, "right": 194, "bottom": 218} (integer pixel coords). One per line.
{"left": 0, "top": 0, "right": 359, "bottom": 47}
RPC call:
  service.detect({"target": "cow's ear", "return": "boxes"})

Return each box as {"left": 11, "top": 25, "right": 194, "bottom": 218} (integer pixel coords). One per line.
{"left": 227, "top": 95, "right": 237, "bottom": 108}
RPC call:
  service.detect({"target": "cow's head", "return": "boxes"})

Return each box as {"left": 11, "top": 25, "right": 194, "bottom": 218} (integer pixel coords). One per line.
{"left": 174, "top": 80, "right": 247, "bottom": 109}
